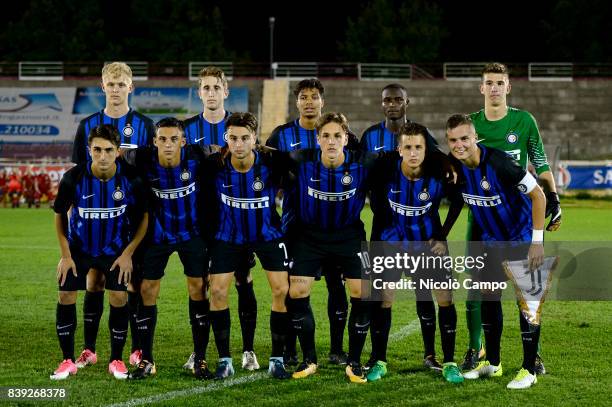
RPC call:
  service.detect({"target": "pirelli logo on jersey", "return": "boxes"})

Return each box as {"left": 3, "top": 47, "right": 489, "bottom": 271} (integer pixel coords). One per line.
{"left": 389, "top": 200, "right": 433, "bottom": 216}
{"left": 78, "top": 205, "right": 127, "bottom": 219}
{"left": 151, "top": 182, "right": 196, "bottom": 200}
{"left": 308, "top": 186, "right": 356, "bottom": 202}
{"left": 221, "top": 193, "right": 270, "bottom": 209}
{"left": 120, "top": 143, "right": 139, "bottom": 149}
{"left": 462, "top": 193, "right": 502, "bottom": 207}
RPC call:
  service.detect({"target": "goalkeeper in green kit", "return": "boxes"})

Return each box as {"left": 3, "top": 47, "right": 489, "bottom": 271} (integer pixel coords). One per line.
{"left": 461, "top": 62, "right": 562, "bottom": 374}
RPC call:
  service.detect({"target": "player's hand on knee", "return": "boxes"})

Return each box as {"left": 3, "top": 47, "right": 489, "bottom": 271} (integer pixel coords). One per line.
{"left": 545, "top": 192, "right": 562, "bottom": 232}
{"left": 111, "top": 254, "right": 133, "bottom": 286}
{"left": 57, "top": 256, "right": 77, "bottom": 286}
{"left": 528, "top": 243, "right": 544, "bottom": 271}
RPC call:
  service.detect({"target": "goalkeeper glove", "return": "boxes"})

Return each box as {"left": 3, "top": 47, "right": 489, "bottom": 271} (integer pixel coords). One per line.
{"left": 545, "top": 191, "right": 562, "bottom": 231}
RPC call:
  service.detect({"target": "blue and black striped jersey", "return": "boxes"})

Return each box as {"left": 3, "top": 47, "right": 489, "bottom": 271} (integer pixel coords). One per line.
{"left": 123, "top": 145, "right": 212, "bottom": 245}
{"left": 362, "top": 121, "right": 440, "bottom": 240}
{"left": 290, "top": 149, "right": 376, "bottom": 231}
{"left": 54, "top": 162, "right": 147, "bottom": 257}
{"left": 211, "top": 151, "right": 284, "bottom": 244}
{"left": 184, "top": 111, "right": 230, "bottom": 147}
{"left": 267, "top": 118, "right": 361, "bottom": 152}
{"left": 267, "top": 118, "right": 360, "bottom": 233}
{"left": 72, "top": 109, "right": 155, "bottom": 164}
{"left": 378, "top": 160, "right": 446, "bottom": 242}
{"left": 458, "top": 145, "right": 532, "bottom": 242}
{"left": 267, "top": 119, "right": 318, "bottom": 151}
{"left": 359, "top": 120, "right": 438, "bottom": 153}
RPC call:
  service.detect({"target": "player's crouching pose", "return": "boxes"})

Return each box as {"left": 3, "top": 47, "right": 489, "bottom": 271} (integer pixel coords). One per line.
{"left": 446, "top": 114, "right": 545, "bottom": 389}
{"left": 122, "top": 118, "right": 216, "bottom": 380}
{"left": 367, "top": 122, "right": 464, "bottom": 384}
{"left": 51, "top": 125, "right": 148, "bottom": 380}
{"left": 206, "top": 112, "right": 292, "bottom": 380}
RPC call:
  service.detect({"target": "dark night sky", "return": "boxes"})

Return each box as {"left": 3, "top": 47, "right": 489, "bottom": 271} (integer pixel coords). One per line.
{"left": 1, "top": 0, "right": 609, "bottom": 62}
{"left": 215, "top": 0, "right": 560, "bottom": 62}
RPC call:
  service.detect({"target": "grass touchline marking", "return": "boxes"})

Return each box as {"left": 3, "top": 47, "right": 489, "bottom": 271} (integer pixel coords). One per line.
{"left": 105, "top": 373, "right": 267, "bottom": 407}
{"left": 105, "top": 319, "right": 420, "bottom": 406}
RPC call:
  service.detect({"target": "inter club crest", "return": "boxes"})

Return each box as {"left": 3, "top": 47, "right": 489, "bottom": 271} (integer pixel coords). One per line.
{"left": 112, "top": 187, "right": 125, "bottom": 201}
{"left": 180, "top": 169, "right": 191, "bottom": 181}
{"left": 418, "top": 190, "right": 430, "bottom": 201}
{"left": 341, "top": 173, "right": 353, "bottom": 185}
{"left": 252, "top": 178, "right": 264, "bottom": 191}
{"left": 480, "top": 177, "right": 491, "bottom": 191}
{"left": 122, "top": 123, "right": 133, "bottom": 137}
{"left": 506, "top": 132, "right": 518, "bottom": 144}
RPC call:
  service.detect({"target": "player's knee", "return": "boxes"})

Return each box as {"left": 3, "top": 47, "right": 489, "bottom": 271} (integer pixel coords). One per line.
{"left": 187, "top": 278, "right": 204, "bottom": 298}
{"left": 347, "top": 283, "right": 362, "bottom": 298}
{"left": 58, "top": 291, "right": 77, "bottom": 305}
{"left": 381, "top": 300, "right": 393, "bottom": 308}
{"left": 288, "top": 284, "right": 308, "bottom": 299}
{"left": 434, "top": 290, "right": 453, "bottom": 307}
{"left": 140, "top": 280, "right": 158, "bottom": 305}
{"left": 210, "top": 284, "right": 228, "bottom": 307}
{"left": 108, "top": 290, "right": 127, "bottom": 307}
{"left": 271, "top": 281, "right": 289, "bottom": 302}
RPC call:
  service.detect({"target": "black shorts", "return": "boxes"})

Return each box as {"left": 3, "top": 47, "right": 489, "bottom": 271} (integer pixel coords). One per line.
{"left": 59, "top": 248, "right": 127, "bottom": 292}
{"left": 291, "top": 226, "right": 365, "bottom": 280}
{"left": 130, "top": 243, "right": 148, "bottom": 286}
{"left": 142, "top": 236, "right": 208, "bottom": 280}
{"left": 285, "top": 229, "right": 338, "bottom": 281}
{"left": 471, "top": 242, "right": 530, "bottom": 284}
{"left": 210, "top": 239, "right": 288, "bottom": 274}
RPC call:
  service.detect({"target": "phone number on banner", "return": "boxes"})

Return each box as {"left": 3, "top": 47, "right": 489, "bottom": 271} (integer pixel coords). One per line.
{"left": 0, "top": 124, "right": 59, "bottom": 136}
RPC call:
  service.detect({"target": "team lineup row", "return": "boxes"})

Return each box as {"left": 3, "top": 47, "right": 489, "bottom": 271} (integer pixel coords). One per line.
{"left": 50, "top": 62, "right": 562, "bottom": 390}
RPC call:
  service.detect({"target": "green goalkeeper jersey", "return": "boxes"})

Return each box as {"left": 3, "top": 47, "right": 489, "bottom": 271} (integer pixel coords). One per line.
{"left": 470, "top": 107, "right": 550, "bottom": 175}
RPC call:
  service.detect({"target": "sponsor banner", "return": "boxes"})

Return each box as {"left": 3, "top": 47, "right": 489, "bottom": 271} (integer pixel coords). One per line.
{"left": 562, "top": 165, "right": 612, "bottom": 189}
{"left": 0, "top": 88, "right": 77, "bottom": 143}
{"left": 73, "top": 86, "right": 249, "bottom": 122}
{"left": 1, "top": 86, "right": 249, "bottom": 143}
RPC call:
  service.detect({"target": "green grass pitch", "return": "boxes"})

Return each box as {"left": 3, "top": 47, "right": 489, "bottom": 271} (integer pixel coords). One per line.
{"left": 0, "top": 200, "right": 610, "bottom": 406}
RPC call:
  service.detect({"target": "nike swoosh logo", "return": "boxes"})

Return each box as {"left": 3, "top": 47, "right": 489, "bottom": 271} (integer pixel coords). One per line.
{"left": 56, "top": 324, "right": 73, "bottom": 330}
{"left": 222, "top": 184, "right": 233, "bottom": 188}
{"left": 390, "top": 190, "right": 401, "bottom": 194}
{"left": 135, "top": 317, "right": 151, "bottom": 323}
{"left": 112, "top": 329, "right": 128, "bottom": 334}
{"left": 355, "top": 322, "right": 370, "bottom": 328}
{"left": 150, "top": 177, "right": 160, "bottom": 182}
{"left": 476, "top": 138, "right": 485, "bottom": 143}
{"left": 195, "top": 314, "right": 207, "bottom": 319}
{"left": 374, "top": 146, "right": 385, "bottom": 151}
{"left": 309, "top": 178, "right": 320, "bottom": 182}
{"left": 82, "top": 194, "right": 94, "bottom": 199}
{"left": 195, "top": 137, "right": 206, "bottom": 143}
{"left": 290, "top": 142, "right": 301, "bottom": 147}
